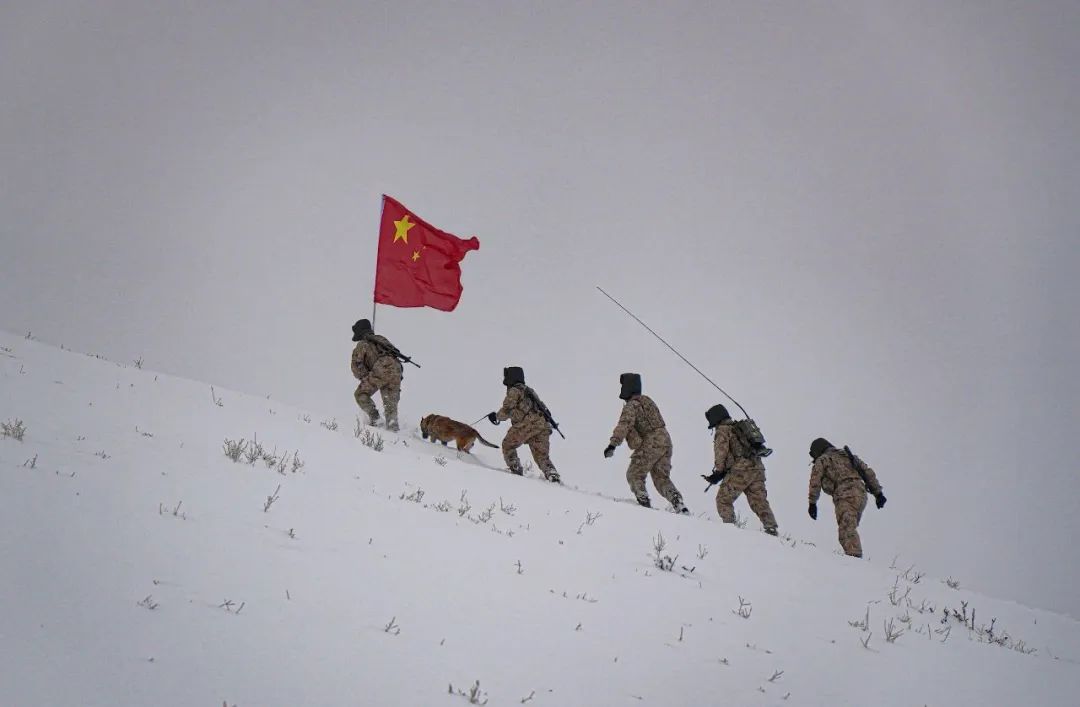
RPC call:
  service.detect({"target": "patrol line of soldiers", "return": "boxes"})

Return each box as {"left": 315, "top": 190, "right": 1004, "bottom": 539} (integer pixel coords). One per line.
{"left": 350, "top": 319, "right": 888, "bottom": 558}
{"left": 350, "top": 319, "right": 561, "bottom": 483}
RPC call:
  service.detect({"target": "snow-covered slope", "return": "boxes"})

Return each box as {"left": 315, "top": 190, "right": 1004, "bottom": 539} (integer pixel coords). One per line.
{"left": 2, "top": 331, "right": 1078, "bottom": 706}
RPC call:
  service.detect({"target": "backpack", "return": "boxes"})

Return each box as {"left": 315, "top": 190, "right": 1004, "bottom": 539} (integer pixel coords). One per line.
{"left": 733, "top": 418, "right": 773, "bottom": 458}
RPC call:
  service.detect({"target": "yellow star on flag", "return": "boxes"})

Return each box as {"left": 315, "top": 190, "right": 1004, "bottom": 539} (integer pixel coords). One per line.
{"left": 393, "top": 214, "right": 416, "bottom": 244}
{"left": 412, "top": 250, "right": 422, "bottom": 262}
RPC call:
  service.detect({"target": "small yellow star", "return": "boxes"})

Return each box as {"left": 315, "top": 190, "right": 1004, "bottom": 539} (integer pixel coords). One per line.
{"left": 393, "top": 215, "right": 415, "bottom": 244}
{"left": 412, "top": 250, "right": 421, "bottom": 262}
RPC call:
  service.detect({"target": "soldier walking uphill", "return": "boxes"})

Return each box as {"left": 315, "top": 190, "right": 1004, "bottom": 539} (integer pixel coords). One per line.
{"left": 807, "top": 438, "right": 886, "bottom": 558}
{"left": 603, "top": 373, "right": 688, "bottom": 514}
{"left": 487, "top": 367, "right": 561, "bottom": 483}
{"left": 701, "top": 404, "right": 778, "bottom": 535}
{"left": 350, "top": 319, "right": 411, "bottom": 433}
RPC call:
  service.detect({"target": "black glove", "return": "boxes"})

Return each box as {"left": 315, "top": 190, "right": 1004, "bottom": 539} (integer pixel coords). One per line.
{"left": 875, "top": 493, "right": 887, "bottom": 509}
{"left": 487, "top": 412, "right": 500, "bottom": 425}
{"left": 808, "top": 503, "right": 818, "bottom": 520}
{"left": 603, "top": 445, "right": 615, "bottom": 458}
{"left": 701, "top": 470, "right": 725, "bottom": 491}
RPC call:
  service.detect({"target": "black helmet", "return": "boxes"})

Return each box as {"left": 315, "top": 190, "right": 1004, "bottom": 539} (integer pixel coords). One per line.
{"left": 351, "top": 319, "right": 373, "bottom": 342}
{"left": 705, "top": 403, "right": 730, "bottom": 429}
{"left": 619, "top": 373, "right": 642, "bottom": 401}
{"left": 810, "top": 438, "right": 833, "bottom": 460}
{"left": 503, "top": 366, "right": 525, "bottom": 386}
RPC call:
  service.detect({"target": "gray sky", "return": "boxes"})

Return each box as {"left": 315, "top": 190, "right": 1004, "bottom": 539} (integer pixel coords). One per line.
{"left": 3, "top": 1, "right": 1078, "bottom": 615}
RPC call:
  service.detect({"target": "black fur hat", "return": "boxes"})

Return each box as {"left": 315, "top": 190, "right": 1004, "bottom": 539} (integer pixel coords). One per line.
{"left": 810, "top": 438, "right": 833, "bottom": 460}
{"left": 351, "top": 319, "right": 373, "bottom": 342}
{"left": 503, "top": 366, "right": 525, "bottom": 386}
{"left": 619, "top": 373, "right": 642, "bottom": 400}
{"left": 705, "top": 403, "right": 730, "bottom": 429}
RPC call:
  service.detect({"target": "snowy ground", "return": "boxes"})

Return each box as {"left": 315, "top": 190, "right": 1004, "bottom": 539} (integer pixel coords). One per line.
{"left": 2, "top": 330, "right": 1079, "bottom": 706}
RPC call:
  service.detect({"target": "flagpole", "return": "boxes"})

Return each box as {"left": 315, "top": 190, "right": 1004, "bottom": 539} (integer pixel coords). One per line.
{"left": 372, "top": 194, "right": 387, "bottom": 330}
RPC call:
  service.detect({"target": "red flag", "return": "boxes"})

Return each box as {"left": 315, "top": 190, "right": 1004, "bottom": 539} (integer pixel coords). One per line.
{"left": 373, "top": 195, "right": 480, "bottom": 311}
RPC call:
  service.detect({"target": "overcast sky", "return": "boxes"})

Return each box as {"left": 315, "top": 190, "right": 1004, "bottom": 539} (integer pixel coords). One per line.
{"left": 2, "top": 1, "right": 1077, "bottom": 616}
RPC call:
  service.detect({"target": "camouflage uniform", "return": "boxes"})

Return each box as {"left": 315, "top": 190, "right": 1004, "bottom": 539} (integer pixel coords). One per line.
{"left": 808, "top": 447, "right": 883, "bottom": 557}
{"left": 713, "top": 422, "right": 778, "bottom": 534}
{"left": 351, "top": 334, "right": 403, "bottom": 429}
{"left": 609, "top": 395, "right": 686, "bottom": 511}
{"left": 496, "top": 384, "right": 559, "bottom": 481}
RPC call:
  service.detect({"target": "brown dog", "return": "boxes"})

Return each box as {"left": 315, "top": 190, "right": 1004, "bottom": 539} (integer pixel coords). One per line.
{"left": 420, "top": 414, "right": 499, "bottom": 453}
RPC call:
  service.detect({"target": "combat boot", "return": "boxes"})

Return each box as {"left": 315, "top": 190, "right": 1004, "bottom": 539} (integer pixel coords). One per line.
{"left": 636, "top": 495, "right": 651, "bottom": 508}
{"left": 545, "top": 470, "right": 561, "bottom": 484}
{"left": 670, "top": 494, "right": 689, "bottom": 515}
{"left": 386, "top": 416, "right": 399, "bottom": 433}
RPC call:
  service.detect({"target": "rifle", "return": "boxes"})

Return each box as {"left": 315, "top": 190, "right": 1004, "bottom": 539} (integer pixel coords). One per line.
{"left": 843, "top": 446, "right": 872, "bottom": 493}
{"left": 368, "top": 335, "right": 420, "bottom": 369}
{"left": 523, "top": 386, "right": 565, "bottom": 440}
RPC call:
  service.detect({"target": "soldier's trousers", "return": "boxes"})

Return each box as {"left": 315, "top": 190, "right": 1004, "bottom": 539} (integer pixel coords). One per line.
{"left": 354, "top": 372, "right": 401, "bottom": 426}
{"left": 501, "top": 416, "right": 557, "bottom": 479}
{"left": 626, "top": 430, "right": 684, "bottom": 509}
{"left": 715, "top": 462, "right": 778, "bottom": 533}
{"left": 833, "top": 492, "right": 868, "bottom": 557}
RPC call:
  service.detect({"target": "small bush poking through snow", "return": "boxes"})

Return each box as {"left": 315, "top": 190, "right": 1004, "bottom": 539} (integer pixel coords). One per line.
{"left": 263, "top": 484, "right": 281, "bottom": 512}
{"left": 732, "top": 596, "right": 753, "bottom": 619}
{"left": 2, "top": 418, "right": 27, "bottom": 441}
{"left": 883, "top": 618, "right": 905, "bottom": 643}
{"left": 223, "top": 438, "right": 246, "bottom": 462}
{"left": 939, "top": 601, "right": 1037, "bottom": 654}
{"left": 261, "top": 447, "right": 280, "bottom": 469}
{"left": 449, "top": 680, "right": 488, "bottom": 705}
{"left": 223, "top": 438, "right": 303, "bottom": 473}
{"left": 219, "top": 599, "right": 245, "bottom": 614}
{"left": 359, "top": 429, "right": 385, "bottom": 452}
{"left": 475, "top": 503, "right": 496, "bottom": 524}
{"left": 244, "top": 436, "right": 264, "bottom": 465}
{"left": 849, "top": 606, "right": 870, "bottom": 631}
{"left": 651, "top": 531, "right": 678, "bottom": 572}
